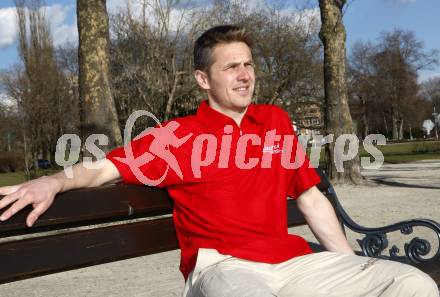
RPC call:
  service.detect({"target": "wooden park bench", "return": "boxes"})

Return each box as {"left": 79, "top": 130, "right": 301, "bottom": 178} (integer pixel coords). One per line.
{"left": 0, "top": 170, "right": 439, "bottom": 287}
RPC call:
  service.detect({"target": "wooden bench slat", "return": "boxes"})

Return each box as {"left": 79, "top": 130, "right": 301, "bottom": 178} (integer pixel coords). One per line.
{"left": 0, "top": 187, "right": 306, "bottom": 235}
{"left": 0, "top": 184, "right": 172, "bottom": 236}
{"left": 0, "top": 217, "right": 177, "bottom": 284}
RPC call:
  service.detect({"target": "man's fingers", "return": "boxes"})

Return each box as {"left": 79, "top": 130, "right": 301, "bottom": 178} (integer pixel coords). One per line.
{"left": 0, "top": 190, "right": 22, "bottom": 210}
{"left": 26, "top": 203, "right": 48, "bottom": 227}
{"left": 0, "top": 185, "right": 19, "bottom": 196}
{"left": 0, "top": 196, "right": 30, "bottom": 221}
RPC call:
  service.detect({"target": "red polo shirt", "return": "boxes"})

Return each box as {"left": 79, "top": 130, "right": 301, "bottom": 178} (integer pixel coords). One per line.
{"left": 106, "top": 101, "right": 321, "bottom": 280}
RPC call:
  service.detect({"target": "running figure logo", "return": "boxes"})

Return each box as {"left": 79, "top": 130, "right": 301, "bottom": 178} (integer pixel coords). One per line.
{"left": 115, "top": 110, "right": 193, "bottom": 186}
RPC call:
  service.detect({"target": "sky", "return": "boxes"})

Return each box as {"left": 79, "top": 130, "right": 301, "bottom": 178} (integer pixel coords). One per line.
{"left": 0, "top": 0, "right": 439, "bottom": 82}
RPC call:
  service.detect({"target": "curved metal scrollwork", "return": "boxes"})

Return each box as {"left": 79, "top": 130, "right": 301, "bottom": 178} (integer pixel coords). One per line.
{"left": 349, "top": 218, "right": 440, "bottom": 264}
{"left": 389, "top": 245, "right": 400, "bottom": 258}
{"left": 400, "top": 223, "right": 413, "bottom": 235}
{"left": 323, "top": 184, "right": 440, "bottom": 265}
{"left": 405, "top": 237, "right": 431, "bottom": 263}
{"left": 360, "top": 233, "right": 388, "bottom": 257}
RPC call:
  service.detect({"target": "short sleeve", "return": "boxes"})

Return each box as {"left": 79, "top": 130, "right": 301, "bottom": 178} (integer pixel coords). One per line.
{"left": 106, "top": 133, "right": 169, "bottom": 187}
{"left": 106, "top": 121, "right": 193, "bottom": 187}
{"left": 281, "top": 111, "right": 321, "bottom": 199}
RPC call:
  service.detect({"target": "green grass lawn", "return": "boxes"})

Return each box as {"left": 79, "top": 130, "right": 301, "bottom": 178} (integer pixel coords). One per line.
{"left": 309, "top": 140, "right": 440, "bottom": 166}
{"left": 360, "top": 140, "right": 440, "bottom": 163}
{"left": 0, "top": 169, "right": 60, "bottom": 187}
{"left": 1, "top": 141, "right": 439, "bottom": 187}
{"left": 381, "top": 153, "right": 440, "bottom": 164}
{"left": 0, "top": 172, "right": 26, "bottom": 187}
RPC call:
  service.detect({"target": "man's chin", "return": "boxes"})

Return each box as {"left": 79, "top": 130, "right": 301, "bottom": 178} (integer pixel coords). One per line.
{"left": 235, "top": 96, "right": 252, "bottom": 106}
{"left": 231, "top": 100, "right": 252, "bottom": 113}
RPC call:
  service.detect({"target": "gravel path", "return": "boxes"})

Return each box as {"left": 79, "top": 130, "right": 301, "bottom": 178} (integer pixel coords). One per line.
{"left": 1, "top": 160, "right": 439, "bottom": 297}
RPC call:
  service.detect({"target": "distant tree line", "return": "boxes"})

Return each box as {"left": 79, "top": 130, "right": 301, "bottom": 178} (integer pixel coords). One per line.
{"left": 348, "top": 29, "right": 439, "bottom": 140}
{"left": 0, "top": 0, "right": 438, "bottom": 181}
{"left": 1, "top": 0, "right": 79, "bottom": 177}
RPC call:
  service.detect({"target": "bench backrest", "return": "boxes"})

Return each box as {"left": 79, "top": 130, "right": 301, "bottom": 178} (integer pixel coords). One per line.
{"left": 0, "top": 170, "right": 335, "bottom": 284}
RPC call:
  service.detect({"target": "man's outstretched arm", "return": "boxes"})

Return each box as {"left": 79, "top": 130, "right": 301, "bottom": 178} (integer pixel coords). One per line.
{"left": 297, "top": 186, "right": 355, "bottom": 254}
{"left": 0, "top": 159, "right": 121, "bottom": 227}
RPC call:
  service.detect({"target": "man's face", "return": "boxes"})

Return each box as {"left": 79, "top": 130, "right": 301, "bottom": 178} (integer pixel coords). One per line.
{"left": 195, "top": 41, "right": 255, "bottom": 116}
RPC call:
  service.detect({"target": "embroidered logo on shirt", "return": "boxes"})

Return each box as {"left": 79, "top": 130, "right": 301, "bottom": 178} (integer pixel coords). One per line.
{"left": 262, "top": 143, "right": 283, "bottom": 154}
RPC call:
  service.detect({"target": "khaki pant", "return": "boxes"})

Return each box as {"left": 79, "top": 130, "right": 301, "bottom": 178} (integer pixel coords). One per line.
{"left": 185, "top": 251, "right": 438, "bottom": 297}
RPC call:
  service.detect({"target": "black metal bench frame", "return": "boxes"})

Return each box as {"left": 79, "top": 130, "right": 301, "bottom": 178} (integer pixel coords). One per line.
{"left": 0, "top": 170, "right": 439, "bottom": 285}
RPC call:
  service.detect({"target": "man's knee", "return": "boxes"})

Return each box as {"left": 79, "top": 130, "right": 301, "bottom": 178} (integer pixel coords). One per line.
{"left": 190, "top": 265, "right": 274, "bottom": 297}
{"left": 394, "top": 269, "right": 438, "bottom": 297}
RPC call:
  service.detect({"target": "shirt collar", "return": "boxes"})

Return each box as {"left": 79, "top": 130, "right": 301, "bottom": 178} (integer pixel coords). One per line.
{"left": 196, "top": 100, "right": 265, "bottom": 131}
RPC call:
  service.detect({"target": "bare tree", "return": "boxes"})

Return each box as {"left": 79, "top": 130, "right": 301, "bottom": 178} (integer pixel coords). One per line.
{"left": 110, "top": 0, "right": 199, "bottom": 132}
{"left": 4, "top": 0, "right": 78, "bottom": 177}
{"left": 251, "top": 8, "right": 323, "bottom": 106}
{"left": 0, "top": 98, "right": 20, "bottom": 153}
{"left": 77, "top": 0, "right": 122, "bottom": 150}
{"left": 319, "top": 0, "right": 362, "bottom": 184}
{"left": 109, "top": 0, "right": 325, "bottom": 136}
{"left": 348, "top": 41, "right": 378, "bottom": 138}
{"left": 349, "top": 30, "right": 439, "bottom": 140}
{"left": 421, "top": 77, "right": 440, "bottom": 109}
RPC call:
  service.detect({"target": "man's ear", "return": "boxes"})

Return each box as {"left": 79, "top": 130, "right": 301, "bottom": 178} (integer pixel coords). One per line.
{"left": 194, "top": 70, "right": 210, "bottom": 91}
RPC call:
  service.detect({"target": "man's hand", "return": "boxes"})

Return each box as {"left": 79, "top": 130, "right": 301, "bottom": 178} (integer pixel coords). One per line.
{"left": 0, "top": 176, "right": 63, "bottom": 227}
{"left": 0, "top": 160, "right": 121, "bottom": 227}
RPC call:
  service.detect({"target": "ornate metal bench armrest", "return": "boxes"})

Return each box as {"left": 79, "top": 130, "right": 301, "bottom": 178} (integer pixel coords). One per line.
{"left": 326, "top": 186, "right": 440, "bottom": 264}
{"left": 351, "top": 218, "right": 439, "bottom": 264}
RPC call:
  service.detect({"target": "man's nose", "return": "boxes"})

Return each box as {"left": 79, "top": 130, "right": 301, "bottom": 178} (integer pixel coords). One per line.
{"left": 237, "top": 65, "right": 251, "bottom": 81}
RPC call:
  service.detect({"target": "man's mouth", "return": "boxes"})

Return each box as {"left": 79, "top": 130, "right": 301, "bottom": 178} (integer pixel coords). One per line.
{"left": 233, "top": 86, "right": 250, "bottom": 94}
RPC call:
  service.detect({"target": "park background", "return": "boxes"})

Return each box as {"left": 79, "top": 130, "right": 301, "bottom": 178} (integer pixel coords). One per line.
{"left": 0, "top": 0, "right": 439, "bottom": 182}
{"left": 0, "top": 1, "right": 439, "bottom": 296}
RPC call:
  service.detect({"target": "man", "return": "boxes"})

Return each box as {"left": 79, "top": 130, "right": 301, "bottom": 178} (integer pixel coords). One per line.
{"left": 0, "top": 25, "right": 437, "bottom": 297}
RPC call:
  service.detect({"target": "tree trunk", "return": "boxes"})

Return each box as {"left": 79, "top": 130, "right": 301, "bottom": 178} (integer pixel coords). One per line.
{"left": 391, "top": 105, "right": 399, "bottom": 140}
{"left": 399, "top": 117, "right": 404, "bottom": 140}
{"left": 361, "top": 96, "right": 369, "bottom": 139}
{"left": 319, "top": 0, "right": 362, "bottom": 184}
{"left": 383, "top": 113, "right": 389, "bottom": 136}
{"left": 163, "top": 57, "right": 185, "bottom": 121}
{"left": 77, "top": 0, "right": 122, "bottom": 152}
{"left": 21, "top": 115, "right": 31, "bottom": 181}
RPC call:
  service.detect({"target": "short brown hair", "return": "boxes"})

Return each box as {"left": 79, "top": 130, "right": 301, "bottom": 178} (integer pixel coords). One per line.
{"left": 193, "top": 25, "right": 253, "bottom": 73}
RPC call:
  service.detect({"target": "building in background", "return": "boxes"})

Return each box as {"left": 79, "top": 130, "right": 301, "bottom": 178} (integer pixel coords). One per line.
{"left": 292, "top": 100, "right": 323, "bottom": 139}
